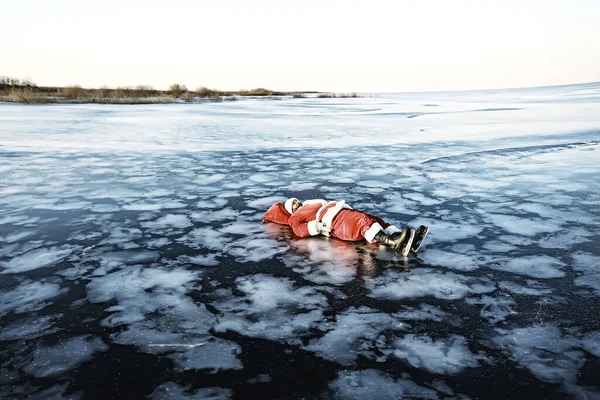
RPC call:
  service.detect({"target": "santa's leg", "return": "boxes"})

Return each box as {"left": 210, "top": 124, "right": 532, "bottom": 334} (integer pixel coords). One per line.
{"left": 331, "top": 210, "right": 415, "bottom": 256}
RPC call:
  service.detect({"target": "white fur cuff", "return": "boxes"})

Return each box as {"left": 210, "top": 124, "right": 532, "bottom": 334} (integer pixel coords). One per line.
{"left": 364, "top": 222, "right": 384, "bottom": 243}
{"left": 307, "top": 220, "right": 321, "bottom": 236}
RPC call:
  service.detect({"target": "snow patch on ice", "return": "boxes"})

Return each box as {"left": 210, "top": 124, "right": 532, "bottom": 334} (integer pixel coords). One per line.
{"left": 392, "top": 304, "right": 448, "bottom": 322}
{"left": 498, "top": 280, "right": 552, "bottom": 296}
{"left": 151, "top": 382, "right": 232, "bottom": 400}
{"left": 490, "top": 255, "right": 565, "bottom": 279}
{"left": 420, "top": 249, "right": 479, "bottom": 271}
{"left": 485, "top": 213, "right": 562, "bottom": 236}
{"left": 329, "top": 369, "right": 437, "bottom": 400}
{"left": 422, "top": 220, "right": 482, "bottom": 243}
{"left": 166, "top": 339, "right": 243, "bottom": 372}
{"left": 366, "top": 269, "right": 472, "bottom": 300}
{"left": 571, "top": 251, "right": 600, "bottom": 295}
{"left": 492, "top": 325, "right": 584, "bottom": 384}
{"left": 0, "top": 281, "right": 68, "bottom": 317}
{"left": 213, "top": 274, "right": 327, "bottom": 342}
{"left": 247, "top": 196, "right": 287, "bottom": 209}
{"left": 391, "top": 334, "right": 480, "bottom": 374}
{"left": 141, "top": 214, "right": 192, "bottom": 229}
{"left": 581, "top": 332, "right": 600, "bottom": 357}
{"left": 465, "top": 295, "right": 516, "bottom": 323}
{"left": 0, "top": 246, "right": 76, "bottom": 274}
{"left": 195, "top": 173, "right": 226, "bottom": 185}
{"left": 0, "top": 315, "right": 59, "bottom": 341}
{"left": 305, "top": 306, "right": 396, "bottom": 365}
{"left": 87, "top": 266, "right": 199, "bottom": 304}
{"left": 23, "top": 335, "right": 107, "bottom": 378}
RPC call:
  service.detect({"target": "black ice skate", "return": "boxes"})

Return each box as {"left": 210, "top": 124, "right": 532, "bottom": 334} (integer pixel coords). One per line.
{"left": 375, "top": 227, "right": 415, "bottom": 257}
{"left": 388, "top": 227, "right": 415, "bottom": 257}
{"left": 411, "top": 225, "right": 429, "bottom": 253}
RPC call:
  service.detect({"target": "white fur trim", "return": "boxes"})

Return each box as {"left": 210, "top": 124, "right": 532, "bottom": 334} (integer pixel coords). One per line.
{"left": 307, "top": 220, "right": 320, "bottom": 236}
{"left": 321, "top": 200, "right": 352, "bottom": 230}
{"left": 303, "top": 199, "right": 327, "bottom": 206}
{"left": 364, "top": 222, "right": 384, "bottom": 243}
{"left": 384, "top": 225, "right": 401, "bottom": 235}
{"left": 284, "top": 197, "right": 298, "bottom": 214}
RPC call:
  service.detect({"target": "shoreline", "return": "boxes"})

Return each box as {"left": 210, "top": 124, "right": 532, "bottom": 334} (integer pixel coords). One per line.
{"left": 0, "top": 78, "right": 357, "bottom": 104}
{"left": 0, "top": 92, "right": 359, "bottom": 105}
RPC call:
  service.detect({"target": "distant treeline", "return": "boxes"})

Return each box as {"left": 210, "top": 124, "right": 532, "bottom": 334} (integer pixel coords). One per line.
{"left": 0, "top": 76, "right": 358, "bottom": 104}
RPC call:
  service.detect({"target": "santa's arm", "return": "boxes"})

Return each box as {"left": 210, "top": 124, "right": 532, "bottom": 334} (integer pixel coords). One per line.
{"left": 289, "top": 214, "right": 322, "bottom": 237}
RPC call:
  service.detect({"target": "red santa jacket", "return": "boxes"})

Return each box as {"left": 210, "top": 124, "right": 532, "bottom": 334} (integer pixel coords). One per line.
{"left": 288, "top": 199, "right": 354, "bottom": 237}
{"left": 265, "top": 199, "right": 398, "bottom": 243}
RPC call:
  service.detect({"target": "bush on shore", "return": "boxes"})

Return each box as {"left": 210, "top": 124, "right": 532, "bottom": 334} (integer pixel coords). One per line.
{"left": 169, "top": 83, "right": 187, "bottom": 97}
{"left": 195, "top": 87, "right": 220, "bottom": 97}
{"left": 181, "top": 92, "right": 196, "bottom": 102}
{"left": 9, "top": 88, "right": 49, "bottom": 104}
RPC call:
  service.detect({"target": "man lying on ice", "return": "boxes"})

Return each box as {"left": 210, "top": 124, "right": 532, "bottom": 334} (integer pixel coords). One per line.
{"left": 263, "top": 197, "right": 429, "bottom": 257}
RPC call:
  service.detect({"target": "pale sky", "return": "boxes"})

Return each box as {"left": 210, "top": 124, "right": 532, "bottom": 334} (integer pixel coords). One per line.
{"left": 2, "top": 0, "right": 599, "bottom": 92}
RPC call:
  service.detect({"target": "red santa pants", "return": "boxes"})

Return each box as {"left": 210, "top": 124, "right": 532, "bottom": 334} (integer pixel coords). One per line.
{"left": 328, "top": 209, "right": 391, "bottom": 242}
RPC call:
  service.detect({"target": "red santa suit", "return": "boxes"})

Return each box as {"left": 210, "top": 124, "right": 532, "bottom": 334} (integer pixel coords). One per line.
{"left": 263, "top": 199, "right": 402, "bottom": 243}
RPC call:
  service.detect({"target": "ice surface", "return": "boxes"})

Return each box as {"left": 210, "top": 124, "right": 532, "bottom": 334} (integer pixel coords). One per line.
{"left": 166, "top": 339, "right": 243, "bottom": 372}
{"left": 304, "top": 306, "right": 397, "bottom": 365}
{"left": 1, "top": 83, "right": 599, "bottom": 398}
{"left": 581, "top": 332, "right": 600, "bottom": 357}
{"left": 23, "top": 335, "right": 107, "bottom": 378}
{"left": 465, "top": 295, "right": 516, "bottom": 323}
{"left": 0, "top": 246, "right": 76, "bottom": 274}
{"left": 329, "top": 369, "right": 437, "bottom": 400}
{"left": 366, "top": 268, "right": 473, "bottom": 300}
{"left": 151, "top": 382, "right": 232, "bottom": 400}
{"left": 498, "top": 280, "right": 552, "bottom": 296}
{"left": 141, "top": 214, "right": 192, "bottom": 229}
{"left": 492, "top": 325, "right": 587, "bottom": 393}
{"left": 392, "top": 304, "right": 448, "bottom": 322}
{"left": 571, "top": 251, "right": 600, "bottom": 295}
{"left": 490, "top": 255, "right": 565, "bottom": 279}
{"left": 282, "top": 238, "right": 361, "bottom": 285}
{"left": 391, "top": 334, "right": 480, "bottom": 374}
{"left": 0, "top": 281, "right": 68, "bottom": 316}
{"left": 420, "top": 249, "right": 479, "bottom": 271}
{"left": 213, "top": 274, "right": 328, "bottom": 342}
{"left": 0, "top": 315, "right": 59, "bottom": 341}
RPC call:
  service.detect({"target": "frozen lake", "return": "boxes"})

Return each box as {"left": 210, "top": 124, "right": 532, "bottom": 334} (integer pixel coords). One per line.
{"left": 1, "top": 83, "right": 600, "bottom": 399}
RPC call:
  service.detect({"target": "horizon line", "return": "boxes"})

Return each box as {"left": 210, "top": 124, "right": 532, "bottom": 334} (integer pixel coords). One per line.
{"left": 3, "top": 75, "right": 599, "bottom": 96}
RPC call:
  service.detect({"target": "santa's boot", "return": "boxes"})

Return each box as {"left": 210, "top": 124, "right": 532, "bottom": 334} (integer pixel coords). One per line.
{"left": 392, "top": 227, "right": 416, "bottom": 256}
{"left": 375, "top": 227, "right": 415, "bottom": 257}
